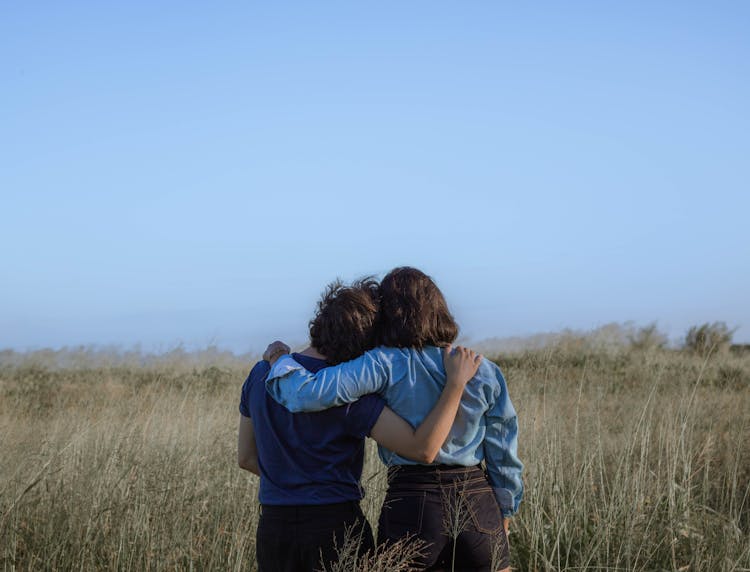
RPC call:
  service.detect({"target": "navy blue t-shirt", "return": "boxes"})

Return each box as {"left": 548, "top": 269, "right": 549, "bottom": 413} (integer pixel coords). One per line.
{"left": 239, "top": 353, "right": 386, "bottom": 506}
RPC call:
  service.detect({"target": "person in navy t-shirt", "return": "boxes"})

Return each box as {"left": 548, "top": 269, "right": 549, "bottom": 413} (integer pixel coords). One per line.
{"left": 237, "top": 278, "right": 482, "bottom": 572}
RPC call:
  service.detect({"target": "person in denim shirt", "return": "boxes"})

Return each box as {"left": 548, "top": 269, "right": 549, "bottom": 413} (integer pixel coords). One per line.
{"left": 265, "top": 267, "right": 523, "bottom": 571}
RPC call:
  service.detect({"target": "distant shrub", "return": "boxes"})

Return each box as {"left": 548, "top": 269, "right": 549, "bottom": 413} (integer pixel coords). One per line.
{"left": 628, "top": 323, "right": 668, "bottom": 351}
{"left": 714, "top": 364, "right": 749, "bottom": 390}
{"left": 684, "top": 322, "right": 735, "bottom": 356}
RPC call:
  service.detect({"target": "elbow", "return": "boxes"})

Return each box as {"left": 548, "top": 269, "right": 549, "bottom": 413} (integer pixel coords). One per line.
{"left": 413, "top": 447, "right": 439, "bottom": 464}
{"left": 241, "top": 462, "right": 260, "bottom": 475}
{"left": 238, "top": 456, "right": 259, "bottom": 474}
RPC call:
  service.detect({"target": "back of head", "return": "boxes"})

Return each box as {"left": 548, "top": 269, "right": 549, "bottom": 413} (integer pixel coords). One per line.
{"left": 377, "top": 266, "right": 459, "bottom": 349}
{"left": 309, "top": 278, "right": 380, "bottom": 364}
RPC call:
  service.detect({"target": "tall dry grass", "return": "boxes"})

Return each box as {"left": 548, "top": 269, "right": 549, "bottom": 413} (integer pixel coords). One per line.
{"left": 1, "top": 345, "right": 748, "bottom": 571}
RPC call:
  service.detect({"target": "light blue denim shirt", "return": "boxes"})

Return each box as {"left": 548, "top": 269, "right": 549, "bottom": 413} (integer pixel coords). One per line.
{"left": 265, "top": 346, "right": 524, "bottom": 516}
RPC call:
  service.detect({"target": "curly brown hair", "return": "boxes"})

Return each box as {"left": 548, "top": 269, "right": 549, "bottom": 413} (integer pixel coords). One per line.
{"left": 377, "top": 266, "right": 459, "bottom": 349}
{"left": 308, "top": 278, "right": 380, "bottom": 364}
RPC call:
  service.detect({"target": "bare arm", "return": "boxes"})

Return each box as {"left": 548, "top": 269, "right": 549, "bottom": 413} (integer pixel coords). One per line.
{"left": 369, "top": 345, "right": 482, "bottom": 463}
{"left": 237, "top": 415, "right": 260, "bottom": 476}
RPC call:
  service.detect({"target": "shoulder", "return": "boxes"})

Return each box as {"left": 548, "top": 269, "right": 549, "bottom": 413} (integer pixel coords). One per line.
{"left": 476, "top": 357, "right": 507, "bottom": 399}
{"left": 250, "top": 360, "right": 271, "bottom": 378}
{"left": 478, "top": 357, "right": 505, "bottom": 379}
{"left": 405, "top": 345, "right": 446, "bottom": 372}
{"left": 245, "top": 360, "right": 272, "bottom": 389}
{"left": 240, "top": 360, "right": 272, "bottom": 417}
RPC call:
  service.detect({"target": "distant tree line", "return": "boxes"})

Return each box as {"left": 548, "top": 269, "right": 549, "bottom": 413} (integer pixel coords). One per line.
{"left": 629, "top": 321, "right": 738, "bottom": 356}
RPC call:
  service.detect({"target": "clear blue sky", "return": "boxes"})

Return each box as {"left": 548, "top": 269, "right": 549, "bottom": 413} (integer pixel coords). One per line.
{"left": 2, "top": 1, "right": 749, "bottom": 352}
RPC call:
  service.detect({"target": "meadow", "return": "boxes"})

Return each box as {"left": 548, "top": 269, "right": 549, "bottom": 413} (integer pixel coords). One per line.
{"left": 1, "top": 338, "right": 748, "bottom": 571}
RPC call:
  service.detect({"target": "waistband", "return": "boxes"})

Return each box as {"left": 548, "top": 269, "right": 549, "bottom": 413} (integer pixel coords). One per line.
{"left": 389, "top": 464, "right": 483, "bottom": 474}
{"left": 386, "top": 464, "right": 488, "bottom": 487}
{"left": 260, "top": 500, "right": 362, "bottom": 517}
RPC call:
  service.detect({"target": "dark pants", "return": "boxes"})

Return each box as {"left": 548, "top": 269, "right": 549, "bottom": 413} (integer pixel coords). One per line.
{"left": 377, "top": 465, "right": 510, "bottom": 571}
{"left": 256, "top": 500, "right": 374, "bottom": 572}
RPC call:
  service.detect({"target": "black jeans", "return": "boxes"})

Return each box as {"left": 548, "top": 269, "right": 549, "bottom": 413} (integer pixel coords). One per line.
{"left": 256, "top": 501, "right": 375, "bottom": 572}
{"left": 377, "top": 465, "right": 510, "bottom": 572}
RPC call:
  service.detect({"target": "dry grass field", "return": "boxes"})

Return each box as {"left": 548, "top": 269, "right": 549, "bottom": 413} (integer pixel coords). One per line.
{"left": 1, "top": 342, "right": 749, "bottom": 571}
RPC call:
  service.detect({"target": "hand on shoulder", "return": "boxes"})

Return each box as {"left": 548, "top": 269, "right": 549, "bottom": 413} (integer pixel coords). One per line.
{"left": 263, "top": 340, "right": 291, "bottom": 364}
{"left": 442, "top": 344, "right": 483, "bottom": 387}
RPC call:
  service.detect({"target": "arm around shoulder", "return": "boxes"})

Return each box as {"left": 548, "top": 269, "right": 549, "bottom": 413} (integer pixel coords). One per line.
{"left": 265, "top": 350, "right": 394, "bottom": 412}
{"left": 369, "top": 346, "right": 482, "bottom": 464}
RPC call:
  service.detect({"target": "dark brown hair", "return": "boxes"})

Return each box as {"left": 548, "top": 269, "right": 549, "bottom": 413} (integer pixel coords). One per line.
{"left": 309, "top": 278, "right": 380, "bottom": 364}
{"left": 377, "top": 267, "right": 459, "bottom": 349}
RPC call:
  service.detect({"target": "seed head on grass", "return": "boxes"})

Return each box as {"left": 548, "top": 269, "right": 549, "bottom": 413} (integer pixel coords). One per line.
{"left": 319, "top": 525, "right": 426, "bottom": 572}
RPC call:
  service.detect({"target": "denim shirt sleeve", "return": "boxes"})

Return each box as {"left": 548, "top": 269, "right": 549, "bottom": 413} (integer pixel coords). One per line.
{"left": 482, "top": 363, "right": 524, "bottom": 517}
{"left": 264, "top": 351, "right": 391, "bottom": 412}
